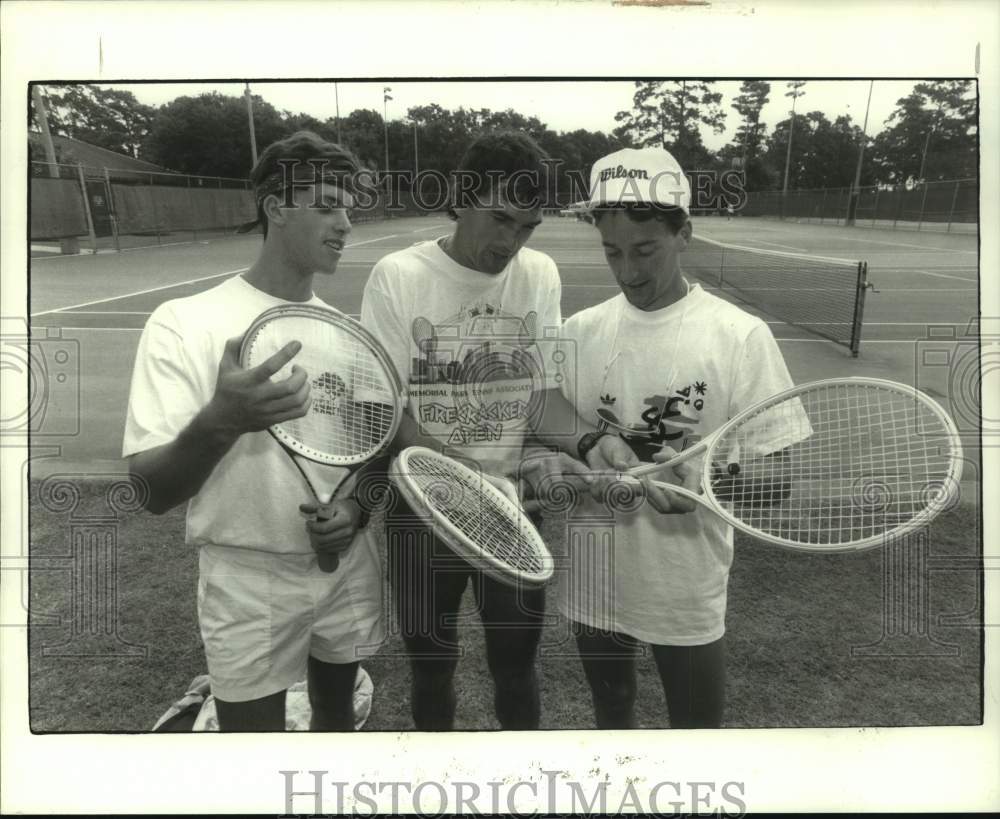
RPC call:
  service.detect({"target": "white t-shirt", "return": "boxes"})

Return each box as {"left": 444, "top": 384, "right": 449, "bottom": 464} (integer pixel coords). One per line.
{"left": 556, "top": 283, "right": 796, "bottom": 645}
{"left": 361, "top": 238, "right": 562, "bottom": 477}
{"left": 123, "top": 274, "right": 360, "bottom": 555}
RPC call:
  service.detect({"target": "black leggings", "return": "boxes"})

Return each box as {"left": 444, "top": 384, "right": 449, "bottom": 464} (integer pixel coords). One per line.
{"left": 573, "top": 621, "right": 726, "bottom": 729}
{"left": 386, "top": 494, "right": 546, "bottom": 731}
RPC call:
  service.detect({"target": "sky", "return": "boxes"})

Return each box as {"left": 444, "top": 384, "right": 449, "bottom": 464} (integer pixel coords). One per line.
{"left": 105, "top": 79, "right": 938, "bottom": 151}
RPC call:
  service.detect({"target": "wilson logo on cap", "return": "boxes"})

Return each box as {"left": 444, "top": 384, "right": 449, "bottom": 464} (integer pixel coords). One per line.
{"left": 586, "top": 147, "right": 692, "bottom": 211}
{"left": 598, "top": 165, "right": 651, "bottom": 182}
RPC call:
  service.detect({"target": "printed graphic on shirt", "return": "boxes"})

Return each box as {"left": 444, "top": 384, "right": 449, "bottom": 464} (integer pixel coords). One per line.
{"left": 408, "top": 302, "right": 541, "bottom": 448}
{"left": 598, "top": 380, "right": 707, "bottom": 463}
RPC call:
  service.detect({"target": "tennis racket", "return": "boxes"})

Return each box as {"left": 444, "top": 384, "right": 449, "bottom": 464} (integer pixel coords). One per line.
{"left": 606, "top": 378, "right": 963, "bottom": 553}
{"left": 389, "top": 447, "right": 554, "bottom": 588}
{"left": 240, "top": 304, "right": 403, "bottom": 572}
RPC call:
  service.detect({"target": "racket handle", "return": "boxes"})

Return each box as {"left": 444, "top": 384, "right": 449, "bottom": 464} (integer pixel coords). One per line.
{"left": 315, "top": 508, "right": 340, "bottom": 574}
{"left": 623, "top": 440, "right": 708, "bottom": 479}
{"left": 625, "top": 460, "right": 677, "bottom": 478}
{"left": 600, "top": 474, "right": 708, "bottom": 509}
{"left": 645, "top": 480, "right": 707, "bottom": 506}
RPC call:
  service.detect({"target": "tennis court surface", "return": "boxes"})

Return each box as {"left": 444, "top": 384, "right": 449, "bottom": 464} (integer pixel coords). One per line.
{"left": 28, "top": 213, "right": 981, "bottom": 479}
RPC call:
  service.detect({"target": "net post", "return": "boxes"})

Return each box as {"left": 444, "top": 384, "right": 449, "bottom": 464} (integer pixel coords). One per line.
{"left": 75, "top": 163, "right": 99, "bottom": 254}
{"left": 917, "top": 181, "right": 929, "bottom": 232}
{"left": 871, "top": 186, "right": 879, "bottom": 228}
{"left": 103, "top": 167, "right": 121, "bottom": 253}
{"left": 850, "top": 261, "right": 868, "bottom": 357}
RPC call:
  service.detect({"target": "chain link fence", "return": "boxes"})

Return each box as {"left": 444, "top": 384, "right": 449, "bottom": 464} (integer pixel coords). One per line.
{"left": 31, "top": 161, "right": 256, "bottom": 252}
{"left": 30, "top": 161, "right": 399, "bottom": 254}
{"left": 740, "top": 179, "right": 977, "bottom": 234}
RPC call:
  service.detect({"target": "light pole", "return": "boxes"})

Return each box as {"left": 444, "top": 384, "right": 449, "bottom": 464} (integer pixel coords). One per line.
{"left": 32, "top": 86, "right": 85, "bottom": 254}
{"left": 245, "top": 83, "right": 258, "bottom": 167}
{"left": 31, "top": 85, "right": 59, "bottom": 177}
{"left": 413, "top": 120, "right": 419, "bottom": 179}
{"left": 917, "top": 127, "right": 934, "bottom": 183}
{"left": 335, "top": 82, "right": 342, "bottom": 144}
{"left": 847, "top": 80, "right": 874, "bottom": 226}
{"left": 782, "top": 80, "right": 806, "bottom": 195}
{"left": 383, "top": 87, "right": 392, "bottom": 178}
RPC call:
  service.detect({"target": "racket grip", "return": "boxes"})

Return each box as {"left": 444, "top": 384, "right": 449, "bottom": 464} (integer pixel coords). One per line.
{"left": 626, "top": 461, "right": 671, "bottom": 478}
{"left": 647, "top": 481, "right": 706, "bottom": 505}
{"left": 315, "top": 508, "right": 340, "bottom": 574}
{"left": 625, "top": 441, "right": 708, "bottom": 479}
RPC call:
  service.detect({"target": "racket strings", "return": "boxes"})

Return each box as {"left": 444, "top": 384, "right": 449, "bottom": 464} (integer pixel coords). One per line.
{"left": 714, "top": 383, "right": 958, "bottom": 545}
{"left": 406, "top": 453, "right": 545, "bottom": 574}
{"left": 246, "top": 315, "right": 399, "bottom": 460}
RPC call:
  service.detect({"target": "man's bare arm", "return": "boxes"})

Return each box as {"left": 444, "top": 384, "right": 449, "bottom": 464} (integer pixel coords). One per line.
{"left": 129, "top": 335, "right": 309, "bottom": 514}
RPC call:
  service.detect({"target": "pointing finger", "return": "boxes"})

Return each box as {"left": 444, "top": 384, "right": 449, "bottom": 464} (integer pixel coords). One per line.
{"left": 250, "top": 341, "right": 302, "bottom": 382}
{"left": 221, "top": 335, "right": 244, "bottom": 364}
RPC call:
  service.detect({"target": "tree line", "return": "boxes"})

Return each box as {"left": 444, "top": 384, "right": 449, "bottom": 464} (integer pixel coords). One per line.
{"left": 613, "top": 80, "right": 976, "bottom": 189}
{"left": 30, "top": 81, "right": 976, "bottom": 193}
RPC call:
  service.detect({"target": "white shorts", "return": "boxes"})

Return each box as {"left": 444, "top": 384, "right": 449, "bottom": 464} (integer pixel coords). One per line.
{"left": 196, "top": 529, "right": 385, "bottom": 703}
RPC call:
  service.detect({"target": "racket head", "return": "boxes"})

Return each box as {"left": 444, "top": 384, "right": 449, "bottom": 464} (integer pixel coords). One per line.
{"left": 390, "top": 447, "right": 554, "bottom": 588}
{"left": 697, "top": 377, "right": 963, "bottom": 553}
{"left": 239, "top": 304, "right": 403, "bottom": 466}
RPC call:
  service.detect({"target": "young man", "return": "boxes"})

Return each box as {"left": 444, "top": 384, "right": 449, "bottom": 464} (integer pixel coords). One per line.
{"left": 361, "top": 132, "right": 637, "bottom": 730}
{"left": 556, "top": 147, "right": 799, "bottom": 729}
{"left": 123, "top": 131, "right": 381, "bottom": 731}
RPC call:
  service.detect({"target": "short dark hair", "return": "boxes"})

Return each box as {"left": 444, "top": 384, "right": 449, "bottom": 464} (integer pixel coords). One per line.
{"left": 591, "top": 203, "right": 689, "bottom": 235}
{"left": 248, "top": 131, "right": 362, "bottom": 237}
{"left": 448, "top": 131, "right": 551, "bottom": 219}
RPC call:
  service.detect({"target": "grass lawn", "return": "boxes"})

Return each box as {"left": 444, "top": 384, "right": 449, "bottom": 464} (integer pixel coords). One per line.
{"left": 27, "top": 479, "right": 982, "bottom": 732}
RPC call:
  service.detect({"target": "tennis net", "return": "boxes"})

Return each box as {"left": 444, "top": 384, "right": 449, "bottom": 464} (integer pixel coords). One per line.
{"left": 684, "top": 235, "right": 870, "bottom": 356}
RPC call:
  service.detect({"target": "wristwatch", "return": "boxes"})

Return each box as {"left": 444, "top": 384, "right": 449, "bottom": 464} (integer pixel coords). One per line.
{"left": 577, "top": 431, "right": 610, "bottom": 463}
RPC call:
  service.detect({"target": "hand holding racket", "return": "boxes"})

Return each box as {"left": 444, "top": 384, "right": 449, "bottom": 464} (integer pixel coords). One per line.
{"left": 240, "top": 304, "right": 403, "bottom": 572}
{"left": 635, "top": 446, "right": 701, "bottom": 514}
{"left": 578, "top": 431, "right": 653, "bottom": 506}
{"left": 515, "top": 448, "right": 597, "bottom": 514}
{"left": 298, "top": 486, "right": 378, "bottom": 568}
{"left": 607, "top": 378, "right": 962, "bottom": 553}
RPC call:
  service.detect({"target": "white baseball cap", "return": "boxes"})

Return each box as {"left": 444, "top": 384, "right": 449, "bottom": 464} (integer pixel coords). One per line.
{"left": 586, "top": 147, "right": 690, "bottom": 212}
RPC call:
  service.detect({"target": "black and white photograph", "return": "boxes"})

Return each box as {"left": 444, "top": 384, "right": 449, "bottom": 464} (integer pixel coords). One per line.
{"left": 2, "top": 0, "right": 997, "bottom": 814}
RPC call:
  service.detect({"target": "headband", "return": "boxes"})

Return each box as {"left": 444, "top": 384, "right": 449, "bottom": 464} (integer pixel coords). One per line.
{"left": 236, "top": 164, "right": 357, "bottom": 233}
